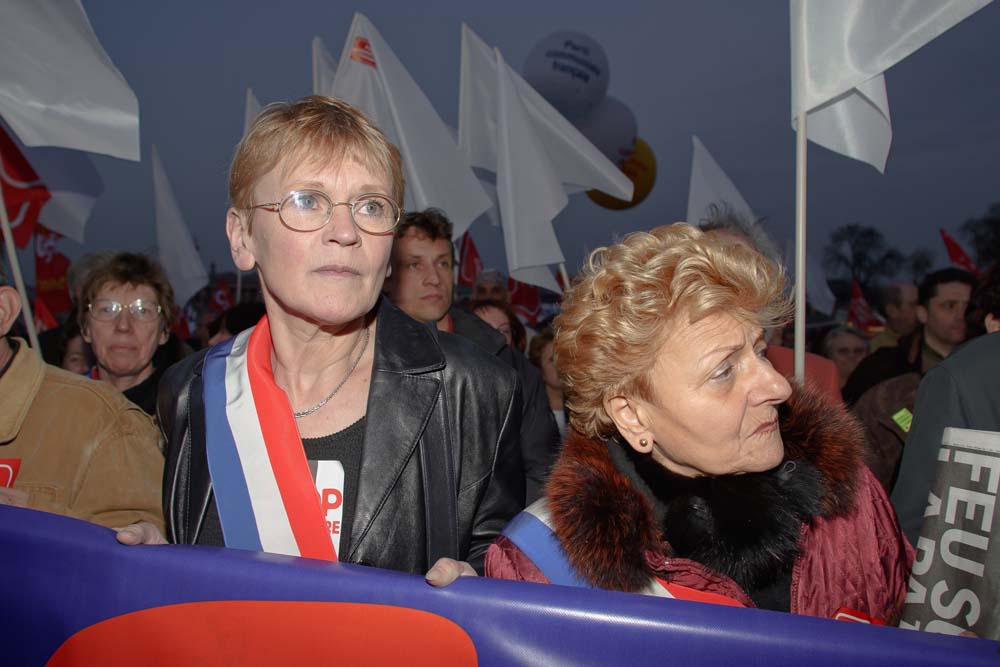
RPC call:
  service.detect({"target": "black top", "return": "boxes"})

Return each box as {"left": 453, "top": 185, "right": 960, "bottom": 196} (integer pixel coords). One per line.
{"left": 196, "top": 417, "right": 365, "bottom": 558}
{"left": 123, "top": 366, "right": 165, "bottom": 416}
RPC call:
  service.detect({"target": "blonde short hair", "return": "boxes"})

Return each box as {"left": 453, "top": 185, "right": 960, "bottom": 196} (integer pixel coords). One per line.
{"left": 554, "top": 223, "right": 791, "bottom": 439}
{"left": 229, "top": 96, "right": 404, "bottom": 229}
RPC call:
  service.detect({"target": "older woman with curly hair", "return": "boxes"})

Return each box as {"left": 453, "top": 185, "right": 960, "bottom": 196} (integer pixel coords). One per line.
{"left": 487, "top": 223, "right": 913, "bottom": 623}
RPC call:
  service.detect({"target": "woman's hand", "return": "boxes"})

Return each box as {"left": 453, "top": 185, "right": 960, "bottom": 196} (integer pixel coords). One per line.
{"left": 115, "top": 521, "right": 168, "bottom": 545}
{"left": 425, "top": 557, "right": 477, "bottom": 587}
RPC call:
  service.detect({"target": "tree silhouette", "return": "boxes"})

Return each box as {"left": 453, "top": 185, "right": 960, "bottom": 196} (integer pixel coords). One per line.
{"left": 905, "top": 247, "right": 933, "bottom": 284}
{"left": 823, "top": 224, "right": 903, "bottom": 288}
{"left": 961, "top": 204, "right": 1000, "bottom": 269}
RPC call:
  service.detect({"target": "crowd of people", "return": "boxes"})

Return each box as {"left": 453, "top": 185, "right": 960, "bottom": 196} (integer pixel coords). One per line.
{"left": 3, "top": 94, "right": 999, "bottom": 631}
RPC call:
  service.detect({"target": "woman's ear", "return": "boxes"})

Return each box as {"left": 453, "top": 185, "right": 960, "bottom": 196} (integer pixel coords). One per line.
{"left": 604, "top": 395, "right": 654, "bottom": 454}
{"left": 226, "top": 208, "right": 256, "bottom": 271}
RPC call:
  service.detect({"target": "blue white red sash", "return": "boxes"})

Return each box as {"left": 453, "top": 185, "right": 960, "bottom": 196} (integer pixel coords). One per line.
{"left": 203, "top": 316, "right": 337, "bottom": 561}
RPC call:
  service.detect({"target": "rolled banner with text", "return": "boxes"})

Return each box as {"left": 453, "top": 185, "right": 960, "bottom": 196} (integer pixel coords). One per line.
{"left": 2, "top": 505, "right": 997, "bottom": 666}
{"left": 901, "top": 427, "right": 1000, "bottom": 639}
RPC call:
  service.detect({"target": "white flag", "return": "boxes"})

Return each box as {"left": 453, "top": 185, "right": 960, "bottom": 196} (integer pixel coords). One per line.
{"left": 790, "top": 0, "right": 991, "bottom": 173}
{"left": 459, "top": 24, "right": 632, "bottom": 201}
{"left": 331, "top": 13, "right": 490, "bottom": 239}
{"left": 312, "top": 37, "right": 338, "bottom": 97}
{"left": 0, "top": 0, "right": 139, "bottom": 161}
{"left": 686, "top": 136, "right": 755, "bottom": 226}
{"left": 458, "top": 25, "right": 631, "bottom": 291}
{"left": 244, "top": 88, "right": 261, "bottom": 137}
{"left": 152, "top": 145, "right": 208, "bottom": 306}
{"left": 783, "top": 242, "right": 837, "bottom": 317}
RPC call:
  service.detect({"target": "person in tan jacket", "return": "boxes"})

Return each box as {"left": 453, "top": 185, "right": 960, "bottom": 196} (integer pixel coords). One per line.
{"left": 0, "top": 262, "right": 164, "bottom": 533}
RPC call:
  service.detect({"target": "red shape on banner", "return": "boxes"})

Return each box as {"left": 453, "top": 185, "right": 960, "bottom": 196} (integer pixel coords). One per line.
{"left": 939, "top": 229, "right": 980, "bottom": 278}
{"left": 47, "top": 600, "right": 477, "bottom": 667}
{"left": 457, "top": 232, "right": 483, "bottom": 288}
{"left": 848, "top": 280, "right": 885, "bottom": 333}
{"left": 33, "top": 294, "right": 58, "bottom": 333}
{"left": 0, "top": 126, "right": 51, "bottom": 248}
{"left": 34, "top": 225, "right": 72, "bottom": 316}
{"left": 209, "top": 279, "right": 233, "bottom": 314}
{"left": 509, "top": 278, "right": 540, "bottom": 326}
{"left": 0, "top": 459, "right": 21, "bottom": 487}
{"left": 170, "top": 304, "right": 191, "bottom": 340}
{"left": 350, "top": 37, "right": 377, "bottom": 68}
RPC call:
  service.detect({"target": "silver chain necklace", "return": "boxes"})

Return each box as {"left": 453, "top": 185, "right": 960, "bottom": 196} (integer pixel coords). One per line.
{"left": 292, "top": 326, "right": 370, "bottom": 419}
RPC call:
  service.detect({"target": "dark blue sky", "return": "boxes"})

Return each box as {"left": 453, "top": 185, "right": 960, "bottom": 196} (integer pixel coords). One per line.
{"left": 21, "top": 1, "right": 999, "bottom": 283}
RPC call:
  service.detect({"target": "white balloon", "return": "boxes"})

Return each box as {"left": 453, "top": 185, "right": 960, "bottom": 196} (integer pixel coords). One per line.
{"left": 573, "top": 96, "right": 637, "bottom": 167}
{"left": 523, "top": 31, "right": 609, "bottom": 118}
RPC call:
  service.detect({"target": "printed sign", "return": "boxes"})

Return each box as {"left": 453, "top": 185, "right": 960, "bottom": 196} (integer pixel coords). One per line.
{"left": 0, "top": 459, "right": 21, "bottom": 487}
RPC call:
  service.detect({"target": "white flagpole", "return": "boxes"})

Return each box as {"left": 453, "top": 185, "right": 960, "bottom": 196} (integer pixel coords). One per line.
{"left": 0, "top": 187, "right": 40, "bottom": 354}
{"left": 558, "top": 263, "right": 570, "bottom": 295}
{"left": 794, "top": 112, "right": 807, "bottom": 382}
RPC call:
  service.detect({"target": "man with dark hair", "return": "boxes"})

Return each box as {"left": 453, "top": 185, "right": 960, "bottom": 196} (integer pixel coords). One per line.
{"left": 384, "top": 209, "right": 560, "bottom": 502}
{"left": 0, "top": 259, "right": 164, "bottom": 529}
{"left": 891, "top": 266, "right": 1000, "bottom": 544}
{"left": 870, "top": 282, "right": 919, "bottom": 352}
{"left": 843, "top": 268, "right": 974, "bottom": 405}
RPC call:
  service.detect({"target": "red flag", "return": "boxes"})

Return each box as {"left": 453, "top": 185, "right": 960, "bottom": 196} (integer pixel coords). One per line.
{"left": 0, "top": 125, "right": 51, "bottom": 248}
{"left": 848, "top": 280, "right": 885, "bottom": 332}
{"left": 457, "top": 232, "right": 483, "bottom": 288}
{"left": 508, "top": 278, "right": 541, "bottom": 326}
{"left": 170, "top": 304, "right": 191, "bottom": 340}
{"left": 33, "top": 294, "right": 58, "bottom": 333}
{"left": 33, "top": 225, "right": 72, "bottom": 317}
{"left": 209, "top": 279, "right": 233, "bottom": 314}
{"left": 939, "top": 229, "right": 980, "bottom": 278}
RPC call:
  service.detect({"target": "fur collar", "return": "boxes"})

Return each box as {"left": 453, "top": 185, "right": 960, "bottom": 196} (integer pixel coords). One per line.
{"left": 546, "top": 386, "right": 864, "bottom": 593}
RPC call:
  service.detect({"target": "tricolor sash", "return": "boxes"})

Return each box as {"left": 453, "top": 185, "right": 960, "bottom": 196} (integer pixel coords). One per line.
{"left": 503, "top": 499, "right": 744, "bottom": 606}
{"left": 203, "top": 316, "right": 337, "bottom": 561}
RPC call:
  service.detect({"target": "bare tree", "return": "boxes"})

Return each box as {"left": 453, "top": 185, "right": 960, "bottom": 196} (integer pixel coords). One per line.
{"left": 823, "top": 224, "right": 903, "bottom": 288}
{"left": 961, "top": 204, "right": 1000, "bottom": 269}
{"left": 905, "top": 247, "right": 933, "bottom": 283}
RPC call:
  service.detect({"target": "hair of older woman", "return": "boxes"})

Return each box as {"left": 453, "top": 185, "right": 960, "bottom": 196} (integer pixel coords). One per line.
{"left": 230, "top": 96, "right": 404, "bottom": 231}
{"left": 555, "top": 223, "right": 791, "bottom": 439}
{"left": 469, "top": 298, "right": 527, "bottom": 353}
{"left": 821, "top": 325, "right": 869, "bottom": 358}
{"left": 78, "top": 252, "right": 175, "bottom": 331}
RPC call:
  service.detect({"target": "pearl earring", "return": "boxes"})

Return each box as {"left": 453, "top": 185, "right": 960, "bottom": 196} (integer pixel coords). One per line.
{"left": 639, "top": 438, "right": 648, "bottom": 448}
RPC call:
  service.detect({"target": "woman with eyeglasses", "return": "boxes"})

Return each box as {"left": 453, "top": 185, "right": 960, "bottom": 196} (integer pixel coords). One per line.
{"left": 79, "top": 252, "right": 175, "bottom": 416}
{"left": 116, "top": 97, "right": 524, "bottom": 587}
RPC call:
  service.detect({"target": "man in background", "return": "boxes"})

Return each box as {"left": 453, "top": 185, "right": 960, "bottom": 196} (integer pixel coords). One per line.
{"left": 870, "top": 282, "right": 919, "bottom": 353}
{"left": 384, "top": 209, "right": 560, "bottom": 502}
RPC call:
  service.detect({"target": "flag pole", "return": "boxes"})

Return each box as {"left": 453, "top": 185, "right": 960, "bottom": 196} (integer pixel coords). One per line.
{"left": 0, "top": 187, "right": 41, "bottom": 354}
{"left": 558, "top": 262, "right": 570, "bottom": 296}
{"left": 794, "top": 112, "right": 807, "bottom": 382}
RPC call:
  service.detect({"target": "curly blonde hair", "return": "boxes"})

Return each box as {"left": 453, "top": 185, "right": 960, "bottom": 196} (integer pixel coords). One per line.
{"left": 230, "top": 96, "right": 404, "bottom": 231}
{"left": 554, "top": 223, "right": 790, "bottom": 439}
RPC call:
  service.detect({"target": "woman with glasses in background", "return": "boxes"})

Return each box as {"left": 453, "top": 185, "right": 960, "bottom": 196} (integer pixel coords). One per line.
{"left": 116, "top": 97, "right": 523, "bottom": 587}
{"left": 79, "top": 252, "right": 175, "bottom": 416}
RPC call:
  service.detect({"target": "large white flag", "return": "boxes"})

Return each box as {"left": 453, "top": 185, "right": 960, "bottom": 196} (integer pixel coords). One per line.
{"left": 244, "top": 88, "right": 261, "bottom": 137}
{"left": 152, "top": 145, "right": 208, "bottom": 306}
{"left": 331, "top": 13, "right": 490, "bottom": 238}
{"left": 0, "top": 0, "right": 139, "bottom": 161}
{"left": 458, "top": 24, "right": 631, "bottom": 291}
{"left": 312, "top": 37, "right": 338, "bottom": 97}
{"left": 790, "top": 0, "right": 991, "bottom": 173}
{"left": 686, "top": 135, "right": 754, "bottom": 226}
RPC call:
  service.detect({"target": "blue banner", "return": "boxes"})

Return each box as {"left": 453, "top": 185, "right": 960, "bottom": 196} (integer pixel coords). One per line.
{"left": 1, "top": 505, "right": 997, "bottom": 666}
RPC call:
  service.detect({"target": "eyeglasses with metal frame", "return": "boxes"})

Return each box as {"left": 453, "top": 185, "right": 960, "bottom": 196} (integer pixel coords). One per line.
{"left": 249, "top": 190, "right": 401, "bottom": 234}
{"left": 87, "top": 298, "right": 163, "bottom": 323}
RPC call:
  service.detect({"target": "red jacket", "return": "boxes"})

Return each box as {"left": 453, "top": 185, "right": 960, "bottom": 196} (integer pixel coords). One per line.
{"left": 486, "top": 387, "right": 914, "bottom": 623}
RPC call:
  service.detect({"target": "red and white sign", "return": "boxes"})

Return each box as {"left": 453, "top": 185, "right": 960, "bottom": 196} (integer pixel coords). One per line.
{"left": 0, "top": 459, "right": 21, "bottom": 487}
{"left": 34, "top": 225, "right": 72, "bottom": 317}
{"left": 848, "top": 280, "right": 885, "bottom": 333}
{"left": 315, "top": 460, "right": 346, "bottom": 558}
{"left": 0, "top": 125, "right": 51, "bottom": 248}
{"left": 509, "top": 278, "right": 541, "bottom": 326}
{"left": 458, "top": 232, "right": 483, "bottom": 288}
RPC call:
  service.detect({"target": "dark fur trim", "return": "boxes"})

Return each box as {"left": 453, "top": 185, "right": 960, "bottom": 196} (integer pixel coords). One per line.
{"left": 546, "top": 385, "right": 864, "bottom": 593}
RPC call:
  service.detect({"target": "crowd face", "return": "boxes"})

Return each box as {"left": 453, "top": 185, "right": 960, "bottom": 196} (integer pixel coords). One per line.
{"left": 827, "top": 332, "right": 868, "bottom": 387}
{"left": 474, "top": 280, "right": 509, "bottom": 303}
{"left": 385, "top": 228, "right": 454, "bottom": 324}
{"left": 82, "top": 282, "right": 167, "bottom": 386}
{"left": 61, "top": 335, "right": 92, "bottom": 375}
{"left": 230, "top": 156, "right": 394, "bottom": 331}
{"left": 886, "top": 284, "right": 919, "bottom": 336}
{"left": 919, "top": 281, "right": 971, "bottom": 352}
{"left": 616, "top": 312, "right": 791, "bottom": 478}
{"left": 474, "top": 305, "right": 513, "bottom": 347}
